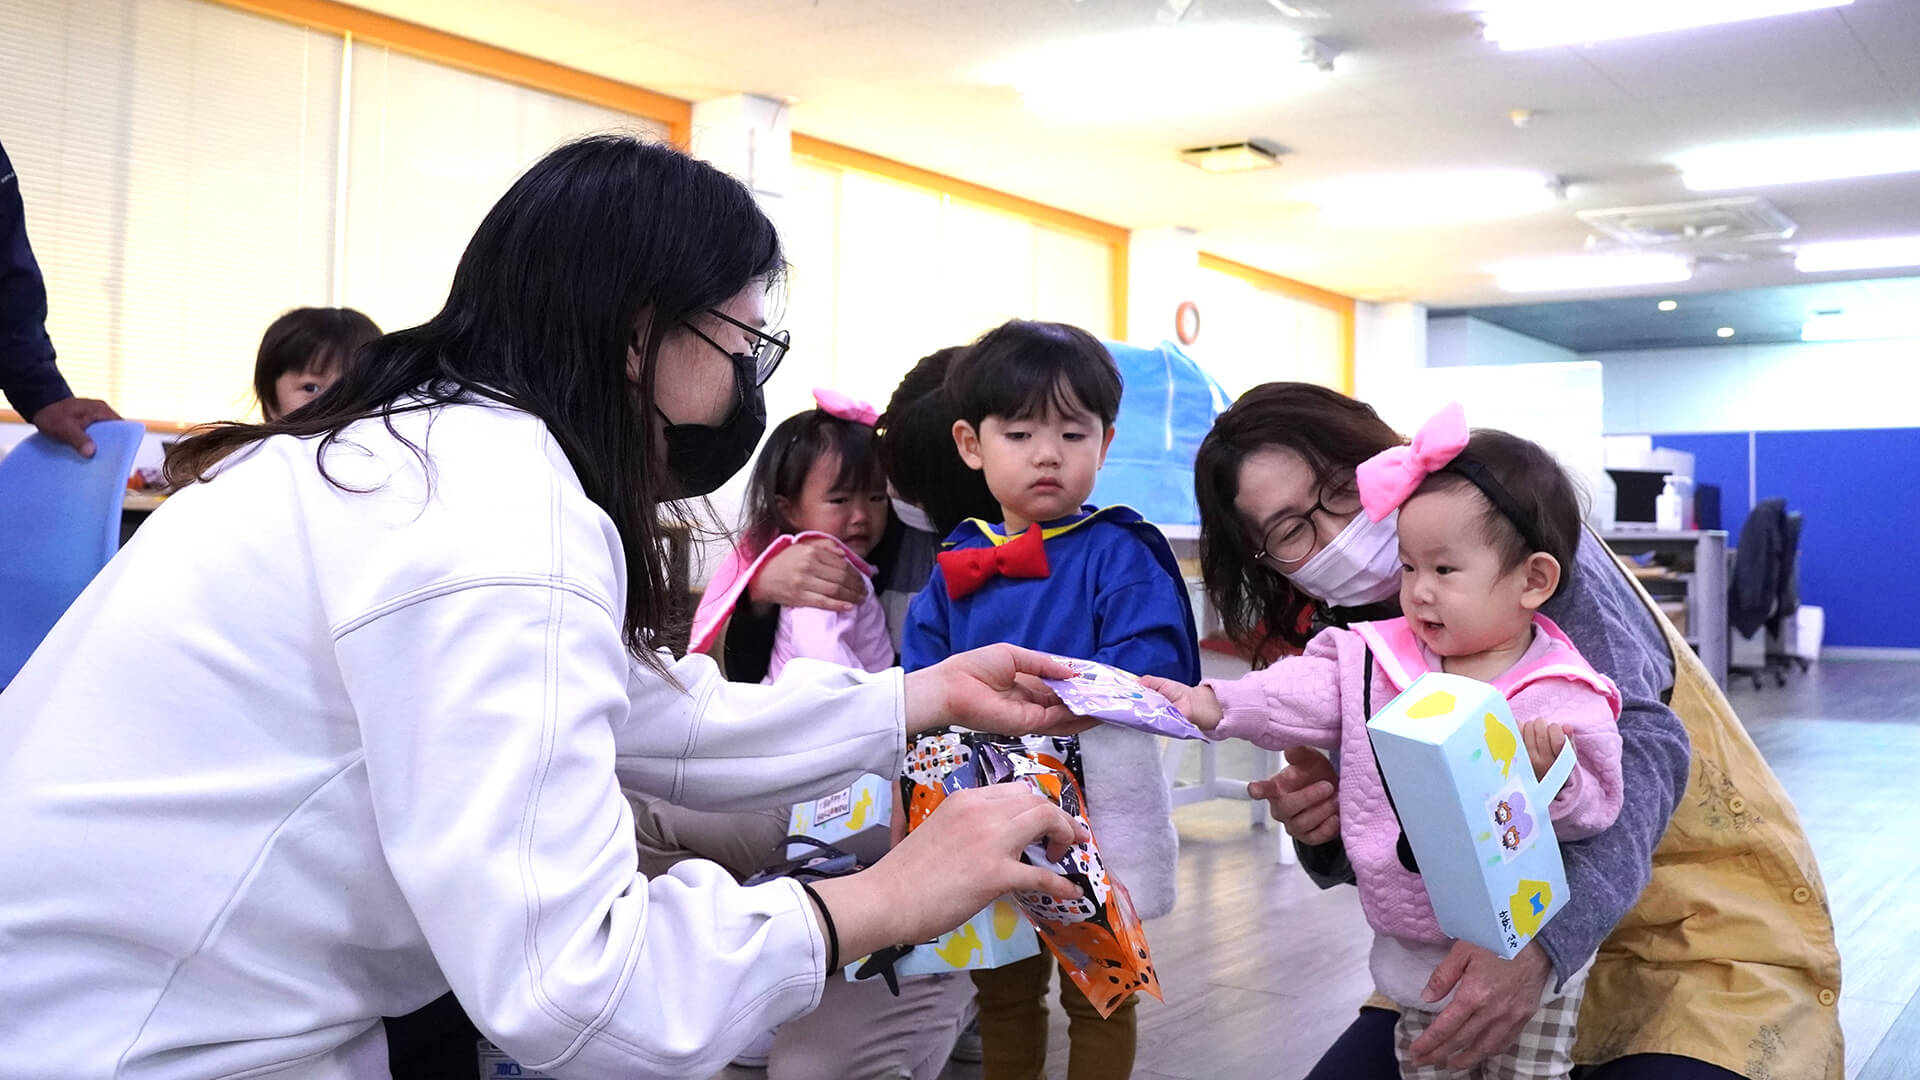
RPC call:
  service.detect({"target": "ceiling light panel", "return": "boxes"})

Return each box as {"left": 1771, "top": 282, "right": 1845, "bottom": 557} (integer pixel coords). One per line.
{"left": 1479, "top": 0, "right": 1853, "bottom": 52}
{"left": 1794, "top": 236, "right": 1920, "bottom": 274}
{"left": 1678, "top": 131, "right": 1920, "bottom": 191}
{"left": 1490, "top": 253, "right": 1695, "bottom": 293}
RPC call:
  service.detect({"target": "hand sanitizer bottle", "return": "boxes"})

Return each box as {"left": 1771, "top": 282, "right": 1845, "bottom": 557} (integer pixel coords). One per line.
{"left": 1655, "top": 476, "right": 1684, "bottom": 532}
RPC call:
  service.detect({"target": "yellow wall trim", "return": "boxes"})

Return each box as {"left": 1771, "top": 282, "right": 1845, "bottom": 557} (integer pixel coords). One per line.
{"left": 208, "top": 0, "right": 694, "bottom": 145}
{"left": 792, "top": 135, "right": 1131, "bottom": 340}
{"left": 792, "top": 135, "right": 1128, "bottom": 246}
{"left": 1197, "top": 251, "right": 1356, "bottom": 394}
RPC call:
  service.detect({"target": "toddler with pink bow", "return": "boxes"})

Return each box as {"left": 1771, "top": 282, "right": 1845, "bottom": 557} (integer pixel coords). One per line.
{"left": 1146, "top": 404, "right": 1624, "bottom": 1080}
{"left": 692, "top": 388, "right": 895, "bottom": 679}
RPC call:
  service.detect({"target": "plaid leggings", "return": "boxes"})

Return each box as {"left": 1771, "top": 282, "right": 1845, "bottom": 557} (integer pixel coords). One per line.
{"left": 1393, "top": 980, "right": 1585, "bottom": 1080}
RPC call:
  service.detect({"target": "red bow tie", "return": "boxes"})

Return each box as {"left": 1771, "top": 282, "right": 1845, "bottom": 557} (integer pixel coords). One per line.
{"left": 938, "top": 524, "right": 1051, "bottom": 599}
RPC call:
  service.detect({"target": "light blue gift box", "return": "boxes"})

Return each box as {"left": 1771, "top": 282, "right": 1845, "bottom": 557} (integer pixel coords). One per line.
{"left": 845, "top": 896, "right": 1041, "bottom": 981}
{"left": 1365, "top": 671, "right": 1578, "bottom": 958}
{"left": 789, "top": 772, "right": 894, "bottom": 867}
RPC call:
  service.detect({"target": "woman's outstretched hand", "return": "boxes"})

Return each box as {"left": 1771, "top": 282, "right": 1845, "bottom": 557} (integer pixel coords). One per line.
{"left": 902, "top": 644, "right": 1094, "bottom": 738}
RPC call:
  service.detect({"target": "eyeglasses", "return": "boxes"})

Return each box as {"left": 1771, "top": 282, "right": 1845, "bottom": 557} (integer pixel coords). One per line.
{"left": 1252, "top": 479, "right": 1362, "bottom": 567}
{"left": 685, "top": 308, "right": 790, "bottom": 387}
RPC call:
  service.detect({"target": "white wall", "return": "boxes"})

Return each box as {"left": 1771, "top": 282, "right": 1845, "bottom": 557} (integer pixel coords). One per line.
{"left": 1126, "top": 227, "right": 1199, "bottom": 347}
{"left": 1427, "top": 316, "right": 1576, "bottom": 368}
{"left": 1353, "top": 301, "right": 1427, "bottom": 408}
{"left": 1591, "top": 338, "right": 1920, "bottom": 434}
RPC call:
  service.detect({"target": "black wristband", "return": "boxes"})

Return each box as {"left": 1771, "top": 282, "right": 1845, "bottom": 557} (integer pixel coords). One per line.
{"left": 797, "top": 880, "right": 841, "bottom": 974}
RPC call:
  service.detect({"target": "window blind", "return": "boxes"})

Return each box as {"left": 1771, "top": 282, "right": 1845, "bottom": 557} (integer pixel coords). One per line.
{"left": 2, "top": 0, "right": 341, "bottom": 422}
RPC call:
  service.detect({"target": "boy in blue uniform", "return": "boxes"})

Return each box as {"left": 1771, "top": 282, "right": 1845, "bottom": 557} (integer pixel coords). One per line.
{"left": 902, "top": 319, "right": 1199, "bottom": 1080}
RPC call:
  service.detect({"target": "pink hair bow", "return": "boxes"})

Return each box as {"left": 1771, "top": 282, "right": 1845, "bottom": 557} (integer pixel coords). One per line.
{"left": 1356, "top": 401, "right": 1469, "bottom": 522}
{"left": 813, "top": 387, "right": 878, "bottom": 427}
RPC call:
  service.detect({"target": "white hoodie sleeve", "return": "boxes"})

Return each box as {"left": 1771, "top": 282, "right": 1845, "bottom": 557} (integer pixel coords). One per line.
{"left": 613, "top": 652, "right": 906, "bottom": 811}
{"left": 335, "top": 576, "right": 835, "bottom": 1078}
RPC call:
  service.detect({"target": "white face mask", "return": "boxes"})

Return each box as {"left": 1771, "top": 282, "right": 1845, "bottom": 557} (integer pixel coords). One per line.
{"left": 890, "top": 497, "right": 935, "bottom": 535}
{"left": 1284, "top": 509, "right": 1402, "bottom": 610}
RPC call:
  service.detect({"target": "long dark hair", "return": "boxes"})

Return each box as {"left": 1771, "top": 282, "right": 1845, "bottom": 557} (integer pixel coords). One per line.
{"left": 876, "top": 346, "right": 1001, "bottom": 537}
{"left": 1193, "top": 382, "right": 1400, "bottom": 658}
{"left": 253, "top": 306, "right": 381, "bottom": 419}
{"left": 740, "top": 408, "right": 884, "bottom": 556}
{"left": 168, "top": 135, "right": 784, "bottom": 667}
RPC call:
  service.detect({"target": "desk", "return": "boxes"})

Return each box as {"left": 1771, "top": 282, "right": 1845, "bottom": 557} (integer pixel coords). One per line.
{"left": 121, "top": 492, "right": 166, "bottom": 546}
{"left": 1600, "top": 529, "right": 1729, "bottom": 690}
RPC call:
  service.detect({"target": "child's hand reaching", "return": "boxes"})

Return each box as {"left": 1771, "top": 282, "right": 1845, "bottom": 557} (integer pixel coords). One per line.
{"left": 1138, "top": 676, "right": 1222, "bottom": 732}
{"left": 1521, "top": 720, "right": 1568, "bottom": 781}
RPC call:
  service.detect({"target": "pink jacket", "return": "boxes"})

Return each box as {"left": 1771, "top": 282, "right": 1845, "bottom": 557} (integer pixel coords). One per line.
{"left": 1206, "top": 616, "right": 1624, "bottom": 944}
{"left": 691, "top": 532, "right": 894, "bottom": 682}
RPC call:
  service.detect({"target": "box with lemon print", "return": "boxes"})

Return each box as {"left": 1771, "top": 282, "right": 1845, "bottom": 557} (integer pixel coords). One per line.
{"left": 789, "top": 772, "right": 895, "bottom": 868}
{"left": 845, "top": 895, "right": 1043, "bottom": 981}
{"left": 1366, "top": 672, "right": 1579, "bottom": 959}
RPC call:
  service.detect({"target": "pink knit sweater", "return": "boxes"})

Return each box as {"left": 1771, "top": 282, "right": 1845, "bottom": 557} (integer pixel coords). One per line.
{"left": 1206, "top": 623, "right": 1623, "bottom": 944}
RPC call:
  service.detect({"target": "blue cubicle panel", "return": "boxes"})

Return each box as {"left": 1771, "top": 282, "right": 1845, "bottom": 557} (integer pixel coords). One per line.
{"left": 1092, "top": 340, "right": 1231, "bottom": 529}
{"left": 1651, "top": 426, "right": 1920, "bottom": 650}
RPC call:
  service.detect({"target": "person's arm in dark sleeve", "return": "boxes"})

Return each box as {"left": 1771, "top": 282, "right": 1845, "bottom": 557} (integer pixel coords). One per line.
{"left": 0, "top": 141, "right": 71, "bottom": 421}
{"left": 722, "top": 601, "right": 778, "bottom": 684}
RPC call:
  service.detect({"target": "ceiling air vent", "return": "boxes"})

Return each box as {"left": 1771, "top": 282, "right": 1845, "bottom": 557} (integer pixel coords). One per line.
{"left": 1577, "top": 196, "right": 1797, "bottom": 249}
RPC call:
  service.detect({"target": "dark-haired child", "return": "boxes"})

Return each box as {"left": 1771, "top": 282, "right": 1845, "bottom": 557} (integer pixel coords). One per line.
{"left": 902, "top": 319, "right": 1201, "bottom": 1080}
{"left": 252, "top": 307, "right": 380, "bottom": 420}
{"left": 692, "top": 389, "right": 894, "bottom": 678}
{"left": 1149, "top": 403, "right": 1624, "bottom": 1080}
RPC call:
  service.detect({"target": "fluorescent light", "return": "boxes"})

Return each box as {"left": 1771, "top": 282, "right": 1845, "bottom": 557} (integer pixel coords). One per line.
{"left": 1314, "top": 171, "right": 1559, "bottom": 228}
{"left": 1716, "top": 327, "right": 1736, "bottom": 338}
{"left": 1181, "top": 141, "right": 1285, "bottom": 174}
{"left": 989, "top": 25, "right": 1328, "bottom": 119}
{"left": 1795, "top": 236, "right": 1920, "bottom": 273}
{"left": 1801, "top": 313, "right": 1920, "bottom": 341}
{"left": 1490, "top": 254, "right": 1693, "bottom": 293}
{"left": 1658, "top": 299, "right": 1678, "bottom": 311}
{"left": 1480, "top": 0, "right": 1852, "bottom": 51}
{"left": 1678, "top": 131, "right": 1920, "bottom": 191}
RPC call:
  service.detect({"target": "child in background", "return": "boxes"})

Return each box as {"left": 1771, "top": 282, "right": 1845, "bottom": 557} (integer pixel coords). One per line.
{"left": 252, "top": 307, "right": 380, "bottom": 420}
{"left": 870, "top": 346, "right": 1003, "bottom": 647}
{"left": 691, "top": 388, "right": 894, "bottom": 678}
{"left": 902, "top": 319, "right": 1200, "bottom": 1080}
{"left": 1148, "top": 404, "right": 1624, "bottom": 1080}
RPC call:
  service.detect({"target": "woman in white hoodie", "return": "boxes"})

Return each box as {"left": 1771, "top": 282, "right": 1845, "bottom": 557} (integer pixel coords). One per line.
{"left": 0, "top": 135, "right": 1086, "bottom": 1080}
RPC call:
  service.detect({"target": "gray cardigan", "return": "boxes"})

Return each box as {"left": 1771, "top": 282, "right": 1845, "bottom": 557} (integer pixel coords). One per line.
{"left": 1297, "top": 530, "right": 1694, "bottom": 988}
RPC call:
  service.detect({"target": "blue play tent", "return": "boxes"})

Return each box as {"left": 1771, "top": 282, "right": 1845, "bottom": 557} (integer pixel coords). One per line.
{"left": 1091, "top": 340, "right": 1232, "bottom": 528}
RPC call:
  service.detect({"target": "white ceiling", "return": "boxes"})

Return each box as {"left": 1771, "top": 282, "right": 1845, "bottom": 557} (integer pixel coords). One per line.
{"left": 348, "top": 0, "right": 1920, "bottom": 307}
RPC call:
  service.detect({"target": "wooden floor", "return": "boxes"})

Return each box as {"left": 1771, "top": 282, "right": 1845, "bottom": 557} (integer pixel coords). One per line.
{"left": 734, "top": 657, "right": 1920, "bottom": 1079}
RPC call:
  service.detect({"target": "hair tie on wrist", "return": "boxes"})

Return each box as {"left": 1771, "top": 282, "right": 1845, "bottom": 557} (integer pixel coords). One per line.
{"left": 797, "top": 880, "right": 841, "bottom": 974}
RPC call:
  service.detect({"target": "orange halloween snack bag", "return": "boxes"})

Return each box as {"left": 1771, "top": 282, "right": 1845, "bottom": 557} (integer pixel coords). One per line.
{"left": 899, "top": 730, "right": 1161, "bottom": 1018}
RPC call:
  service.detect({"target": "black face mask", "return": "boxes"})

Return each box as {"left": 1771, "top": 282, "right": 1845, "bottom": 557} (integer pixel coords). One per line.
{"left": 659, "top": 353, "right": 766, "bottom": 499}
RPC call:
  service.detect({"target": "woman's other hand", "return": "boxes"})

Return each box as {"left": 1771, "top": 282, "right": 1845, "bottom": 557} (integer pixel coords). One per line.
{"left": 1246, "top": 746, "right": 1341, "bottom": 845}
{"left": 809, "top": 784, "right": 1088, "bottom": 960}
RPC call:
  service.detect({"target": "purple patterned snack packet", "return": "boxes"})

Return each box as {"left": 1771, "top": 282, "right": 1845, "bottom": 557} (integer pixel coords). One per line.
{"left": 1041, "top": 657, "right": 1205, "bottom": 740}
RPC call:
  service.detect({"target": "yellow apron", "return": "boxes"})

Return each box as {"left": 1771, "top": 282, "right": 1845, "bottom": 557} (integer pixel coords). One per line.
{"left": 1572, "top": 557, "right": 1845, "bottom": 1078}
